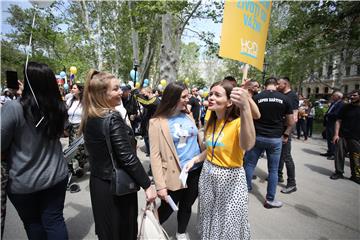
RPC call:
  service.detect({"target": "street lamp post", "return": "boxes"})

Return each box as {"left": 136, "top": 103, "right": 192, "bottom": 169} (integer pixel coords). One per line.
{"left": 133, "top": 63, "right": 139, "bottom": 86}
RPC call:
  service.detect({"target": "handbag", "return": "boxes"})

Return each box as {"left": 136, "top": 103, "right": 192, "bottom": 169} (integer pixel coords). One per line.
{"left": 103, "top": 112, "right": 140, "bottom": 196}
{"left": 137, "top": 202, "right": 169, "bottom": 240}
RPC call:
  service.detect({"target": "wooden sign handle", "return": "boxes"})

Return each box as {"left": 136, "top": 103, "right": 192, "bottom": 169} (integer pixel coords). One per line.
{"left": 241, "top": 64, "right": 250, "bottom": 84}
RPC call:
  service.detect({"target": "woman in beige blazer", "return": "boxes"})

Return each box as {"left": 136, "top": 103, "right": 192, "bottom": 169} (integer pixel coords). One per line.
{"left": 149, "top": 82, "right": 205, "bottom": 240}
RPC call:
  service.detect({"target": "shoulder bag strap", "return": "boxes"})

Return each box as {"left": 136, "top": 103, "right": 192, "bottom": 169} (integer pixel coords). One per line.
{"left": 103, "top": 113, "right": 117, "bottom": 170}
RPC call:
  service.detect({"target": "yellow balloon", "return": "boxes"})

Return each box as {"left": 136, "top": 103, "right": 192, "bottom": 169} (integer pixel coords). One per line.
{"left": 70, "top": 66, "right": 77, "bottom": 74}
{"left": 135, "top": 82, "right": 141, "bottom": 88}
{"left": 184, "top": 78, "right": 190, "bottom": 84}
{"left": 160, "top": 79, "right": 167, "bottom": 86}
{"left": 203, "top": 91, "right": 209, "bottom": 97}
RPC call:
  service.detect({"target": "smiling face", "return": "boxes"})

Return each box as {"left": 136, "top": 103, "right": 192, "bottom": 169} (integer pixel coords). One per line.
{"left": 175, "top": 89, "right": 190, "bottom": 113}
{"left": 71, "top": 84, "right": 80, "bottom": 96}
{"left": 208, "top": 85, "right": 232, "bottom": 112}
{"left": 107, "top": 78, "right": 122, "bottom": 108}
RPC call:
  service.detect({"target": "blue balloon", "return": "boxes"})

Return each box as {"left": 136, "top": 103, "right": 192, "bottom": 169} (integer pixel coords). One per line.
{"left": 143, "top": 83, "right": 148, "bottom": 87}
{"left": 144, "top": 79, "right": 149, "bottom": 84}
{"left": 63, "top": 83, "right": 69, "bottom": 90}
{"left": 130, "top": 69, "right": 136, "bottom": 80}
{"left": 60, "top": 71, "right": 66, "bottom": 78}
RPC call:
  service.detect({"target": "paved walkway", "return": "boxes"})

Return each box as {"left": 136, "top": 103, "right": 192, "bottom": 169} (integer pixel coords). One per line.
{"left": 3, "top": 135, "right": 360, "bottom": 239}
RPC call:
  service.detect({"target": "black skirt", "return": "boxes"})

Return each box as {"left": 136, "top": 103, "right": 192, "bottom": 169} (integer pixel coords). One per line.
{"left": 89, "top": 175, "right": 138, "bottom": 240}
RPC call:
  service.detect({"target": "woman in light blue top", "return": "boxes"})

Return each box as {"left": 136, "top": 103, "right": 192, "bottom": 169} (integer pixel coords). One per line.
{"left": 149, "top": 82, "right": 205, "bottom": 240}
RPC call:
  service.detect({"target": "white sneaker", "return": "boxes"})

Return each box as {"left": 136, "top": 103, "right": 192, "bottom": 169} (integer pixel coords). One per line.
{"left": 264, "top": 199, "right": 283, "bottom": 209}
{"left": 176, "top": 232, "right": 189, "bottom": 240}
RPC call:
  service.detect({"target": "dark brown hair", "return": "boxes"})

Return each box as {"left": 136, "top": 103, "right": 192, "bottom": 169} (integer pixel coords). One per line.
{"left": 152, "top": 81, "right": 189, "bottom": 118}
{"left": 205, "top": 80, "right": 240, "bottom": 134}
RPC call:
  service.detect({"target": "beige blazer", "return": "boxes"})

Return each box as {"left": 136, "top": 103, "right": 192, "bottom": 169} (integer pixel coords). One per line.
{"left": 149, "top": 115, "right": 204, "bottom": 191}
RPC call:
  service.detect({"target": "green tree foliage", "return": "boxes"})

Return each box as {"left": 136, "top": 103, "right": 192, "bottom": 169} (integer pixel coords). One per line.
{"left": 265, "top": 1, "right": 360, "bottom": 87}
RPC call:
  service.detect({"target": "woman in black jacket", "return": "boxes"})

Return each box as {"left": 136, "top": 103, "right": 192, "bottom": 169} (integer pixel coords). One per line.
{"left": 80, "top": 70, "right": 156, "bottom": 240}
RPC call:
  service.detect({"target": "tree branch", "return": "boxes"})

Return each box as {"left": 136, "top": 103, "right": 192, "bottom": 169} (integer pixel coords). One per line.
{"left": 180, "top": 1, "right": 202, "bottom": 36}
{"left": 184, "top": 27, "right": 203, "bottom": 38}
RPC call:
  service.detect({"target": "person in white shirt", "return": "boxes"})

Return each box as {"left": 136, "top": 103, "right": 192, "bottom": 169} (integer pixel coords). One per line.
{"left": 66, "top": 84, "right": 87, "bottom": 177}
{"left": 115, "top": 87, "right": 131, "bottom": 127}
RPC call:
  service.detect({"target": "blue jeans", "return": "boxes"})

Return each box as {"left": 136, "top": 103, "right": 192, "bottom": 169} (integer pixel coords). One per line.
{"left": 244, "top": 136, "right": 282, "bottom": 201}
{"left": 8, "top": 178, "right": 68, "bottom": 240}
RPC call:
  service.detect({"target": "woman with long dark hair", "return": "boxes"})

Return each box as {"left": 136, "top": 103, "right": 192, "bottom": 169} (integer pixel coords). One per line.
{"left": 1, "top": 62, "right": 69, "bottom": 239}
{"left": 80, "top": 69, "right": 156, "bottom": 240}
{"left": 149, "top": 82, "right": 205, "bottom": 240}
{"left": 185, "top": 80, "right": 255, "bottom": 239}
{"left": 66, "top": 83, "right": 87, "bottom": 176}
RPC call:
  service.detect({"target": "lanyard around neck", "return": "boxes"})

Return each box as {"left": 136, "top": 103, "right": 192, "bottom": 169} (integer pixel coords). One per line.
{"left": 211, "top": 118, "right": 227, "bottom": 162}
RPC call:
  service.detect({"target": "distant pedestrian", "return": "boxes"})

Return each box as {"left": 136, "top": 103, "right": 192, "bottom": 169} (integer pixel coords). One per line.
{"left": 306, "top": 101, "right": 315, "bottom": 137}
{"left": 277, "top": 76, "right": 299, "bottom": 194}
{"left": 297, "top": 101, "right": 308, "bottom": 140}
{"left": 188, "top": 87, "right": 202, "bottom": 128}
{"left": 321, "top": 91, "right": 344, "bottom": 160}
{"left": 1, "top": 62, "right": 69, "bottom": 240}
{"left": 137, "top": 87, "right": 160, "bottom": 157}
{"left": 331, "top": 90, "right": 360, "bottom": 184}
{"left": 66, "top": 83, "right": 87, "bottom": 177}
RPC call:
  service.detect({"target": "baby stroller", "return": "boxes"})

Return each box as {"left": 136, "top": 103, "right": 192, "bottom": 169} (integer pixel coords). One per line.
{"left": 63, "top": 136, "right": 84, "bottom": 193}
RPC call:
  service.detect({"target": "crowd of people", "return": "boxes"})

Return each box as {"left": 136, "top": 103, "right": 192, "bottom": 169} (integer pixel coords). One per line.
{"left": 1, "top": 61, "right": 359, "bottom": 240}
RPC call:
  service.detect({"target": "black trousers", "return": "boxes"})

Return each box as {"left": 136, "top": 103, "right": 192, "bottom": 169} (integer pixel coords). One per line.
{"left": 307, "top": 117, "right": 314, "bottom": 137}
{"left": 158, "top": 167, "right": 201, "bottom": 234}
{"left": 326, "top": 122, "right": 336, "bottom": 155}
{"left": 90, "top": 176, "right": 138, "bottom": 240}
{"left": 1, "top": 162, "right": 8, "bottom": 238}
{"left": 297, "top": 118, "right": 308, "bottom": 140}
{"left": 8, "top": 178, "right": 68, "bottom": 240}
{"left": 278, "top": 138, "right": 296, "bottom": 187}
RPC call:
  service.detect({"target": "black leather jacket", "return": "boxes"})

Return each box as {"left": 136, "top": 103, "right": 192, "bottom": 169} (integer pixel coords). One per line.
{"left": 84, "top": 111, "right": 150, "bottom": 190}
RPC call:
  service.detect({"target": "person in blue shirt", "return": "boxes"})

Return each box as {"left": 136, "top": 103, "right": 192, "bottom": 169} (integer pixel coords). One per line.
{"left": 149, "top": 82, "right": 205, "bottom": 240}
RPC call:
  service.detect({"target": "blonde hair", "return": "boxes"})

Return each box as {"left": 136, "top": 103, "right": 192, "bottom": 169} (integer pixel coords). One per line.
{"left": 80, "top": 69, "right": 117, "bottom": 133}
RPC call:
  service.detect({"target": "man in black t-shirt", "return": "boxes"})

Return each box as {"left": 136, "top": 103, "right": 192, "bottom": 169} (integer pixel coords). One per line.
{"left": 188, "top": 87, "right": 201, "bottom": 128}
{"left": 330, "top": 90, "right": 360, "bottom": 184}
{"left": 244, "top": 77, "right": 294, "bottom": 209}
{"left": 277, "top": 77, "right": 299, "bottom": 194}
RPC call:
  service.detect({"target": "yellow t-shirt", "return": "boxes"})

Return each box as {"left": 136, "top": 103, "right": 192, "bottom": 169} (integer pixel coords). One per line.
{"left": 205, "top": 118, "right": 244, "bottom": 168}
{"left": 204, "top": 109, "right": 212, "bottom": 122}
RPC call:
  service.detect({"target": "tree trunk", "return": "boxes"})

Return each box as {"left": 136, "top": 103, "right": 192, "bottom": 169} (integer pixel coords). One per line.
{"left": 159, "top": 1, "right": 201, "bottom": 83}
{"left": 96, "top": 0, "right": 103, "bottom": 70}
{"left": 128, "top": 2, "right": 139, "bottom": 69}
{"left": 139, "top": 23, "right": 158, "bottom": 83}
{"left": 80, "top": 0, "right": 97, "bottom": 69}
{"left": 160, "top": 13, "right": 180, "bottom": 83}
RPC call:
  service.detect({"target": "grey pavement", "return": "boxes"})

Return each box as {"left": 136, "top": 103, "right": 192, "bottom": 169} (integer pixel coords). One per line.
{"left": 3, "top": 135, "right": 360, "bottom": 239}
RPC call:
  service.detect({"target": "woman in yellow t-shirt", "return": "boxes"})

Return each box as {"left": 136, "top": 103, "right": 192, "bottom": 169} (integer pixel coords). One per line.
{"left": 185, "top": 80, "right": 255, "bottom": 240}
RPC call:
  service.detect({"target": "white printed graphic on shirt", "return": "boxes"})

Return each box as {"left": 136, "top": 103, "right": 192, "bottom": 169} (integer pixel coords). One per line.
{"left": 173, "top": 123, "right": 189, "bottom": 148}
